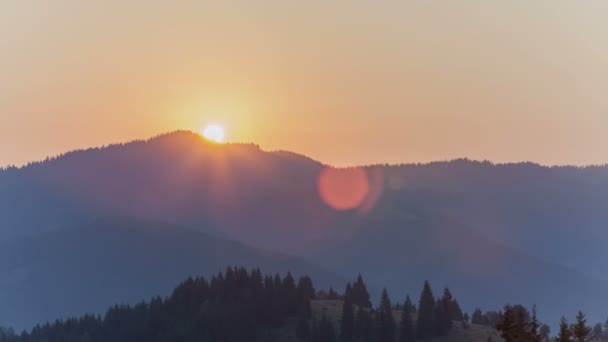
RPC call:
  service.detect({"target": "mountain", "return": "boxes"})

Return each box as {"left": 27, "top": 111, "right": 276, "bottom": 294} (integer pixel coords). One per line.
{"left": 2, "top": 131, "right": 608, "bottom": 327}
{"left": 0, "top": 217, "right": 344, "bottom": 329}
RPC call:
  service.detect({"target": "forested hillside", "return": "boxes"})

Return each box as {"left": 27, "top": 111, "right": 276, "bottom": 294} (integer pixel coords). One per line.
{"left": 0, "top": 267, "right": 602, "bottom": 342}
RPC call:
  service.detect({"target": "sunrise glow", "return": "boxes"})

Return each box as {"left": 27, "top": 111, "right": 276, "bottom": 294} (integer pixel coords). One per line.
{"left": 201, "top": 124, "right": 225, "bottom": 143}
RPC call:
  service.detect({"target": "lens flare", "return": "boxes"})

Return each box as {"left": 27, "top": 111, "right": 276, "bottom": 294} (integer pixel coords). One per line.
{"left": 317, "top": 167, "right": 369, "bottom": 211}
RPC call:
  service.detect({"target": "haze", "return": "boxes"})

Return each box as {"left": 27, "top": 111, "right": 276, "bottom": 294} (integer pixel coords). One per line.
{"left": 2, "top": 1, "right": 608, "bottom": 167}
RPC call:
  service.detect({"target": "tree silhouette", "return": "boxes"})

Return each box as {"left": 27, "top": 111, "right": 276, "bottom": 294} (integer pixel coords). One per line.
{"left": 376, "top": 288, "right": 396, "bottom": 342}
{"left": 352, "top": 275, "right": 372, "bottom": 308}
{"left": 416, "top": 280, "right": 436, "bottom": 339}
{"left": 571, "top": 311, "right": 591, "bottom": 342}
{"left": 340, "top": 283, "right": 355, "bottom": 341}
{"left": 398, "top": 296, "right": 416, "bottom": 342}
{"left": 557, "top": 317, "right": 573, "bottom": 342}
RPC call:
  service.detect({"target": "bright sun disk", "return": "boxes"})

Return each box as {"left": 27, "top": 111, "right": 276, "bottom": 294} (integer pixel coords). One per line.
{"left": 201, "top": 124, "right": 225, "bottom": 143}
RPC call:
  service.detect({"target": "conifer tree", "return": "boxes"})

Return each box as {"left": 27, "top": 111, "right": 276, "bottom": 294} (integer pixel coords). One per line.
{"left": 352, "top": 275, "right": 372, "bottom": 308}
{"left": 471, "top": 308, "right": 484, "bottom": 325}
{"left": 328, "top": 287, "right": 339, "bottom": 300}
{"left": 571, "top": 311, "right": 591, "bottom": 342}
{"left": 377, "top": 288, "right": 396, "bottom": 342}
{"left": 557, "top": 317, "right": 572, "bottom": 342}
{"left": 435, "top": 289, "right": 455, "bottom": 336}
{"left": 340, "top": 283, "right": 355, "bottom": 342}
{"left": 398, "top": 297, "right": 416, "bottom": 342}
{"left": 539, "top": 324, "right": 550, "bottom": 341}
{"left": 416, "top": 280, "right": 436, "bottom": 339}
{"left": 497, "top": 305, "right": 517, "bottom": 342}
{"left": 528, "top": 305, "right": 542, "bottom": 342}
{"left": 403, "top": 295, "right": 415, "bottom": 315}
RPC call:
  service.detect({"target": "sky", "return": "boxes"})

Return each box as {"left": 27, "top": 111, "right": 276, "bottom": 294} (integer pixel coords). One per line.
{"left": 2, "top": 1, "right": 608, "bottom": 167}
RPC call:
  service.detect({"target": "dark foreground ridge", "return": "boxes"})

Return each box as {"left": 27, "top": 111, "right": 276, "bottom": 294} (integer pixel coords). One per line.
{"left": 0, "top": 267, "right": 601, "bottom": 342}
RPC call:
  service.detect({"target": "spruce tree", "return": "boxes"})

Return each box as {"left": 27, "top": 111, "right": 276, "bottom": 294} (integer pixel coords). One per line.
{"left": 377, "top": 288, "right": 396, "bottom": 342}
{"left": 328, "top": 287, "right": 339, "bottom": 300}
{"left": 571, "top": 311, "right": 591, "bottom": 342}
{"left": 528, "top": 305, "right": 542, "bottom": 342}
{"left": 416, "top": 280, "right": 436, "bottom": 339}
{"left": 497, "top": 305, "right": 517, "bottom": 342}
{"left": 557, "top": 317, "right": 572, "bottom": 342}
{"left": 403, "top": 295, "right": 415, "bottom": 315}
{"left": 352, "top": 275, "right": 372, "bottom": 308}
{"left": 435, "top": 289, "right": 455, "bottom": 336}
{"left": 398, "top": 297, "right": 416, "bottom": 342}
{"left": 539, "top": 324, "right": 551, "bottom": 341}
{"left": 471, "top": 308, "right": 484, "bottom": 325}
{"left": 340, "top": 283, "right": 355, "bottom": 341}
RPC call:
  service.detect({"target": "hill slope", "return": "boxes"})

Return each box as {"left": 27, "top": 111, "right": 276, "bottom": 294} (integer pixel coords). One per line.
{"left": 0, "top": 217, "right": 344, "bottom": 329}
{"left": 2, "top": 131, "right": 608, "bottom": 326}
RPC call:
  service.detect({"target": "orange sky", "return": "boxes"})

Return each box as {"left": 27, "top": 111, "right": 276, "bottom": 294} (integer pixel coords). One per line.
{"left": 2, "top": 1, "right": 608, "bottom": 167}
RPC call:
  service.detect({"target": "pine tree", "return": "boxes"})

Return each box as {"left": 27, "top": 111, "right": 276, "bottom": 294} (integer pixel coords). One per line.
{"left": 328, "top": 287, "right": 339, "bottom": 300}
{"left": 471, "top": 308, "right": 484, "bottom": 325}
{"left": 403, "top": 295, "right": 415, "bottom": 315}
{"left": 528, "top": 305, "right": 543, "bottom": 342}
{"left": 398, "top": 297, "right": 416, "bottom": 342}
{"left": 416, "top": 280, "right": 436, "bottom": 339}
{"left": 557, "top": 317, "right": 572, "bottom": 342}
{"left": 376, "top": 288, "right": 396, "bottom": 342}
{"left": 497, "top": 305, "right": 517, "bottom": 342}
{"left": 340, "top": 283, "right": 355, "bottom": 341}
{"left": 435, "top": 289, "right": 454, "bottom": 336}
{"left": 539, "top": 324, "right": 551, "bottom": 341}
{"left": 571, "top": 311, "right": 591, "bottom": 342}
{"left": 352, "top": 275, "right": 372, "bottom": 308}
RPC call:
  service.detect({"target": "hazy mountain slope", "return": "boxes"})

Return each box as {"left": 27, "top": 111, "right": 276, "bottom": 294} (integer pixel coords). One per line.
{"left": 0, "top": 131, "right": 333, "bottom": 252}
{"left": 0, "top": 217, "right": 344, "bottom": 330}
{"left": 2, "top": 131, "right": 608, "bottom": 326}
{"left": 312, "top": 200, "right": 608, "bottom": 328}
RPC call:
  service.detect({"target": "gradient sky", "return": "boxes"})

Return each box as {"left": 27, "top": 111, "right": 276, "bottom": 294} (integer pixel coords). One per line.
{"left": 2, "top": 1, "right": 608, "bottom": 167}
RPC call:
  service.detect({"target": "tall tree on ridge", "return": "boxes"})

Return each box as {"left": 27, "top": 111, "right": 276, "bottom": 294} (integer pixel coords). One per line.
{"left": 340, "top": 283, "right": 355, "bottom": 342}
{"left": 416, "top": 280, "right": 436, "bottom": 339}
{"left": 398, "top": 295, "right": 416, "bottom": 342}
{"left": 571, "top": 311, "right": 591, "bottom": 342}
{"left": 556, "top": 317, "right": 572, "bottom": 342}
{"left": 376, "top": 288, "right": 396, "bottom": 342}
{"left": 352, "top": 275, "right": 372, "bottom": 308}
{"left": 403, "top": 295, "right": 415, "bottom": 315}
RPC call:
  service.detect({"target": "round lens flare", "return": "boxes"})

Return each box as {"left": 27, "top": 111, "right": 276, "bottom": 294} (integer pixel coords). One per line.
{"left": 317, "top": 167, "right": 370, "bottom": 211}
{"left": 201, "top": 124, "right": 225, "bottom": 143}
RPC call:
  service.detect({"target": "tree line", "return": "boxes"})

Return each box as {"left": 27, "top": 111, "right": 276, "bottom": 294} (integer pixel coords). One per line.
{"left": 1, "top": 266, "right": 606, "bottom": 342}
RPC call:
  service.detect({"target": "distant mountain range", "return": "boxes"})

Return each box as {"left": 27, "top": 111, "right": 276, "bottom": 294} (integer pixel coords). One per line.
{"left": 1, "top": 130, "right": 608, "bottom": 329}
{"left": 0, "top": 217, "right": 344, "bottom": 329}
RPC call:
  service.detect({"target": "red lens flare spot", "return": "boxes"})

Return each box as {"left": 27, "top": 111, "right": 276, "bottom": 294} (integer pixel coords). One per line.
{"left": 318, "top": 167, "right": 370, "bottom": 211}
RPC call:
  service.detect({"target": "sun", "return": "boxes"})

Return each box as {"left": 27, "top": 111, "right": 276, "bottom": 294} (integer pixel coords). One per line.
{"left": 201, "top": 124, "right": 225, "bottom": 143}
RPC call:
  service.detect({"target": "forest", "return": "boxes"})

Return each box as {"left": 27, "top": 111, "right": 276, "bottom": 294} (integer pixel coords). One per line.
{"left": 0, "top": 267, "right": 604, "bottom": 342}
